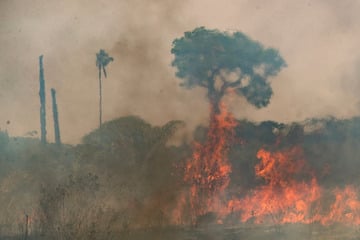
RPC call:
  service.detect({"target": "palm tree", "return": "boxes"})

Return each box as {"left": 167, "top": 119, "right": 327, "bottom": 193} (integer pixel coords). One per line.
{"left": 96, "top": 49, "right": 114, "bottom": 127}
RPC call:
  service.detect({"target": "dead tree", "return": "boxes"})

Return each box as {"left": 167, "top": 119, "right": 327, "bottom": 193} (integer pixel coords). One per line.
{"left": 51, "top": 88, "right": 61, "bottom": 145}
{"left": 39, "top": 55, "right": 47, "bottom": 144}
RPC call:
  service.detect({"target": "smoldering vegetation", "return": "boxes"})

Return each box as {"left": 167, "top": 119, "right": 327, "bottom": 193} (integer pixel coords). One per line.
{"left": 1, "top": 115, "right": 360, "bottom": 239}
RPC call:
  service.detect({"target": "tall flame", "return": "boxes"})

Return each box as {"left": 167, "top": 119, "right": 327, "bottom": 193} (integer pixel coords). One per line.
{"left": 181, "top": 102, "right": 236, "bottom": 223}
{"left": 172, "top": 102, "right": 360, "bottom": 227}
{"left": 228, "top": 147, "right": 322, "bottom": 224}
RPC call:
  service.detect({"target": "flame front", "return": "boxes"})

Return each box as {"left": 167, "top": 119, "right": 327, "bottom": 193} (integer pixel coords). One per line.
{"left": 172, "top": 102, "right": 360, "bottom": 227}
{"left": 179, "top": 102, "right": 236, "bottom": 223}
{"left": 228, "top": 147, "right": 322, "bottom": 224}
{"left": 228, "top": 147, "right": 360, "bottom": 225}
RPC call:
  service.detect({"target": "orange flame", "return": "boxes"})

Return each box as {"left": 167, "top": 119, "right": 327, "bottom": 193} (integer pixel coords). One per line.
{"left": 172, "top": 102, "right": 360, "bottom": 227}
{"left": 178, "top": 102, "right": 236, "bottom": 223}
{"left": 228, "top": 147, "right": 360, "bottom": 225}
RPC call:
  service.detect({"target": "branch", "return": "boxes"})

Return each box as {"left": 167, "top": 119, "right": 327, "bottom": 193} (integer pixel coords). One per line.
{"left": 219, "top": 72, "right": 243, "bottom": 92}
{"left": 227, "top": 79, "right": 241, "bottom": 88}
{"left": 102, "top": 66, "right": 107, "bottom": 78}
{"left": 219, "top": 74, "right": 227, "bottom": 83}
{"left": 220, "top": 82, "right": 227, "bottom": 95}
{"left": 210, "top": 68, "right": 220, "bottom": 80}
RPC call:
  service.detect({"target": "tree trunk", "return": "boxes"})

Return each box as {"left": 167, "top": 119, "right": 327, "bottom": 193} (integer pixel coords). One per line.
{"left": 210, "top": 95, "right": 222, "bottom": 115}
{"left": 51, "top": 88, "right": 61, "bottom": 145}
{"left": 208, "top": 88, "right": 223, "bottom": 116}
{"left": 24, "top": 214, "right": 28, "bottom": 240}
{"left": 207, "top": 72, "right": 224, "bottom": 115}
{"left": 98, "top": 66, "right": 102, "bottom": 128}
{"left": 39, "top": 55, "right": 47, "bottom": 144}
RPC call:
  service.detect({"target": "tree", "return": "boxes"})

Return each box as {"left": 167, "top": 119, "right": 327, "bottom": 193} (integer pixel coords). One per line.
{"left": 51, "top": 88, "right": 61, "bottom": 145}
{"left": 39, "top": 55, "right": 47, "bottom": 144}
{"left": 96, "top": 49, "right": 114, "bottom": 127}
{"left": 171, "top": 27, "right": 286, "bottom": 112}
{"left": 171, "top": 27, "right": 286, "bottom": 223}
{"left": 82, "top": 116, "right": 184, "bottom": 166}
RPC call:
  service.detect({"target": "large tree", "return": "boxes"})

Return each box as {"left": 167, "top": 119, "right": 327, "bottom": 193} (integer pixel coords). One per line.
{"left": 171, "top": 27, "right": 286, "bottom": 112}
{"left": 171, "top": 27, "right": 286, "bottom": 222}
{"left": 96, "top": 49, "right": 114, "bottom": 127}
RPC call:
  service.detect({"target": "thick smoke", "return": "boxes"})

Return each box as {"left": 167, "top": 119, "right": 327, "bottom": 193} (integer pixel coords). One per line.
{"left": 1, "top": 0, "right": 360, "bottom": 144}
{"left": 0, "top": 0, "right": 205, "bottom": 144}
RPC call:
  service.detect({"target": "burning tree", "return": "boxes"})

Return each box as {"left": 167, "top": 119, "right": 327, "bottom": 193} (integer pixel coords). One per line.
{"left": 171, "top": 27, "right": 286, "bottom": 223}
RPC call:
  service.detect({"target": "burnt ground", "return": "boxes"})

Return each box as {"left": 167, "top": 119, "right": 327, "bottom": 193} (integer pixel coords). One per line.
{"left": 118, "top": 224, "right": 360, "bottom": 240}
{"left": 4, "top": 224, "right": 359, "bottom": 240}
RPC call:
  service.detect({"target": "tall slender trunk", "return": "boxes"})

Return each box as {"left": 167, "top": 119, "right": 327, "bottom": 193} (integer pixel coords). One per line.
{"left": 98, "top": 66, "right": 102, "bottom": 128}
{"left": 39, "top": 55, "right": 47, "bottom": 144}
{"left": 51, "top": 88, "right": 61, "bottom": 145}
{"left": 24, "top": 214, "right": 28, "bottom": 240}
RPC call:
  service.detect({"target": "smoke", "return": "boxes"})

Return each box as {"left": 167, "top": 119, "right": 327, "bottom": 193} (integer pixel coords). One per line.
{"left": 0, "top": 0, "right": 206, "bottom": 144}
{"left": 1, "top": 0, "right": 360, "bottom": 143}
{"left": 183, "top": 0, "right": 360, "bottom": 122}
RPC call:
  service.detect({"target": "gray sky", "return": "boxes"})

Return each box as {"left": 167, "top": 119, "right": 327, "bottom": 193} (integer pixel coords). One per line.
{"left": 1, "top": 0, "right": 360, "bottom": 144}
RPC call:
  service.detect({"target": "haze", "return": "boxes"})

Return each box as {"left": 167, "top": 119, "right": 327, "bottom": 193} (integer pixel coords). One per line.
{"left": 0, "top": 0, "right": 359, "bottom": 144}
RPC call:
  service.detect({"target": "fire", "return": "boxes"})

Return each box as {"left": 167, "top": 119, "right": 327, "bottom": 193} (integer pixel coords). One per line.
{"left": 228, "top": 147, "right": 322, "bottom": 224}
{"left": 228, "top": 147, "right": 360, "bottom": 226}
{"left": 179, "top": 101, "right": 236, "bottom": 223}
{"left": 173, "top": 102, "right": 360, "bottom": 227}
{"left": 320, "top": 186, "right": 360, "bottom": 225}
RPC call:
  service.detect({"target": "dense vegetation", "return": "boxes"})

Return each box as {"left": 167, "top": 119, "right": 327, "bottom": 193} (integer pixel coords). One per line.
{"left": 1, "top": 115, "right": 360, "bottom": 239}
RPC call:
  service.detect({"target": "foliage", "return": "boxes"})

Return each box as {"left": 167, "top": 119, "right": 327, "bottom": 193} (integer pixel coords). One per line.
{"left": 38, "top": 173, "right": 119, "bottom": 240}
{"left": 81, "top": 116, "right": 184, "bottom": 166}
{"left": 171, "top": 27, "right": 286, "bottom": 107}
{"left": 1, "top": 116, "right": 360, "bottom": 237}
{"left": 96, "top": 49, "right": 114, "bottom": 78}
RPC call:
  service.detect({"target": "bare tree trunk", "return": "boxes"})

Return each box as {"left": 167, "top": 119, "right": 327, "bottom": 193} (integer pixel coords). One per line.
{"left": 39, "top": 55, "right": 47, "bottom": 144}
{"left": 24, "top": 214, "right": 29, "bottom": 240}
{"left": 51, "top": 88, "right": 61, "bottom": 145}
{"left": 99, "top": 66, "right": 102, "bottom": 128}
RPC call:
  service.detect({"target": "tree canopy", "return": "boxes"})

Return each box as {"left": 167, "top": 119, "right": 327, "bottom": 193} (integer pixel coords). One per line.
{"left": 96, "top": 49, "right": 114, "bottom": 78}
{"left": 171, "top": 27, "right": 286, "bottom": 108}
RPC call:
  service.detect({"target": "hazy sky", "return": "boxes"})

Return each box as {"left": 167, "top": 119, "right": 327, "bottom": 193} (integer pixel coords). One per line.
{"left": 1, "top": 0, "right": 360, "bottom": 144}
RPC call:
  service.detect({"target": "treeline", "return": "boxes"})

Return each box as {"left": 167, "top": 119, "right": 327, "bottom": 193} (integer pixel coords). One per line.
{"left": 0, "top": 116, "right": 360, "bottom": 238}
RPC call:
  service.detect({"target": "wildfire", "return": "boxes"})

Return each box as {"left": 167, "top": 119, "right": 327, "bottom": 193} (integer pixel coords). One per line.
{"left": 172, "top": 102, "right": 360, "bottom": 227}
{"left": 228, "top": 147, "right": 360, "bottom": 226}
{"left": 178, "top": 102, "right": 236, "bottom": 223}
{"left": 228, "top": 147, "right": 322, "bottom": 224}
